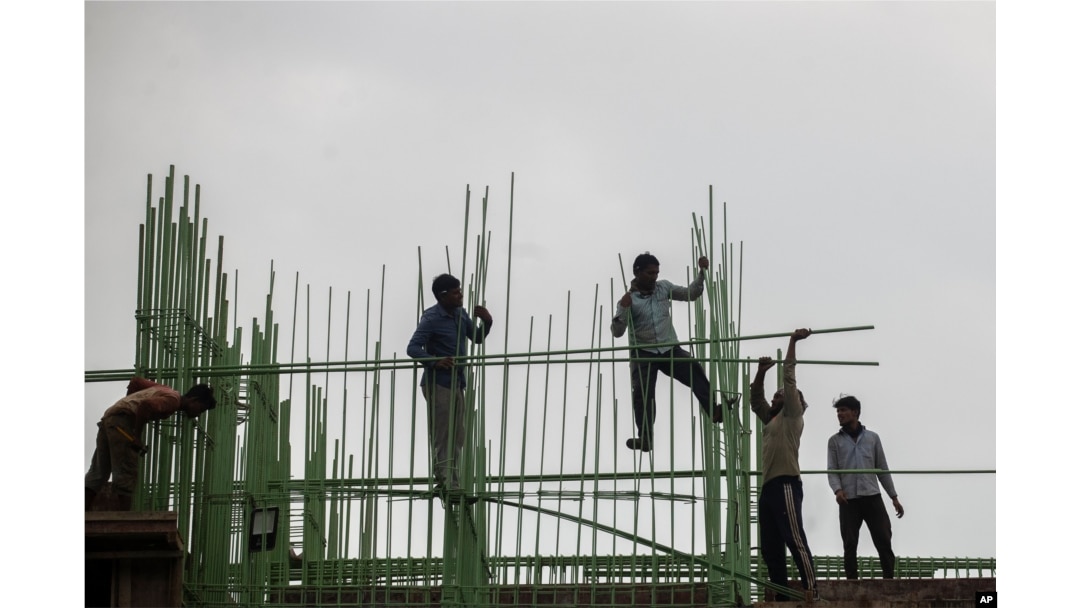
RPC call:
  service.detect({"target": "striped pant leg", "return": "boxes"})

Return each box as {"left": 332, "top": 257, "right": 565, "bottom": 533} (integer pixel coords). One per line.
{"left": 778, "top": 478, "right": 817, "bottom": 592}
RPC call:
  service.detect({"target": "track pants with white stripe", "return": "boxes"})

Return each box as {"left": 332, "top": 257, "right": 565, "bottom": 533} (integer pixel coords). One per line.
{"left": 759, "top": 475, "right": 817, "bottom": 596}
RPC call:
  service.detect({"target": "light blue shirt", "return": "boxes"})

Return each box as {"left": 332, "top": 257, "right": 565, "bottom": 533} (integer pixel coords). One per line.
{"left": 611, "top": 271, "right": 704, "bottom": 353}
{"left": 827, "top": 425, "right": 898, "bottom": 499}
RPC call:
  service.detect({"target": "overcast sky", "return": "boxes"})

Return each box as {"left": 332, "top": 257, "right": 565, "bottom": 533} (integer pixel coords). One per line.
{"left": 16, "top": 0, "right": 1080, "bottom": 602}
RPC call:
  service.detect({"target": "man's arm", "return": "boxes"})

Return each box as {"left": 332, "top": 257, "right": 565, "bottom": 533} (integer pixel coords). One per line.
{"left": 872, "top": 433, "right": 904, "bottom": 517}
{"left": 406, "top": 317, "right": 432, "bottom": 360}
{"left": 781, "top": 328, "right": 811, "bottom": 418}
{"left": 749, "top": 356, "right": 775, "bottom": 423}
{"left": 470, "top": 305, "right": 494, "bottom": 344}
{"left": 611, "top": 290, "right": 633, "bottom": 338}
{"left": 669, "top": 256, "right": 709, "bottom": 302}
{"left": 408, "top": 316, "right": 454, "bottom": 372}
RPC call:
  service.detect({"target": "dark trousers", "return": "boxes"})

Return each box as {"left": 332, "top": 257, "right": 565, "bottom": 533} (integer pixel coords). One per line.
{"left": 840, "top": 494, "right": 895, "bottom": 579}
{"left": 629, "top": 346, "right": 714, "bottom": 447}
{"left": 759, "top": 476, "right": 816, "bottom": 596}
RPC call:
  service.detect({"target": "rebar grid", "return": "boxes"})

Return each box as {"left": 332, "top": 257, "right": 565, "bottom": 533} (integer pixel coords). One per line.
{"left": 87, "top": 167, "right": 994, "bottom": 607}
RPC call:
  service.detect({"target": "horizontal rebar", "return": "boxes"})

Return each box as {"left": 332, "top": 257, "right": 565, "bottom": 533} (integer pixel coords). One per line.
{"left": 243, "top": 468, "right": 997, "bottom": 494}
{"left": 85, "top": 356, "right": 879, "bottom": 382}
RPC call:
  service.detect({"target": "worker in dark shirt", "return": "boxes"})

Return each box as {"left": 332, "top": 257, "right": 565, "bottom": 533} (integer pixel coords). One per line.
{"left": 407, "top": 273, "right": 492, "bottom": 500}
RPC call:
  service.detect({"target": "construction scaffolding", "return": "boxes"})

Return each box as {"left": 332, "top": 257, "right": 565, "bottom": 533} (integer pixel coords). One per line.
{"left": 84, "top": 166, "right": 994, "bottom": 607}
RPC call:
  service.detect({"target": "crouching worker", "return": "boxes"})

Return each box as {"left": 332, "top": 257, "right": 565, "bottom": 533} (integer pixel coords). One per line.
{"left": 85, "top": 377, "right": 216, "bottom": 511}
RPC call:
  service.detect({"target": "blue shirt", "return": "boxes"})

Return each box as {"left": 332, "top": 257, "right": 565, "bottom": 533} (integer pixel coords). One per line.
{"left": 407, "top": 304, "right": 490, "bottom": 389}
{"left": 827, "top": 425, "right": 898, "bottom": 499}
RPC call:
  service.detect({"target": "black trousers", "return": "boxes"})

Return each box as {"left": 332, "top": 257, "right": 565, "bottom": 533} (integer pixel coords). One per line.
{"left": 840, "top": 494, "right": 895, "bottom": 579}
{"left": 759, "top": 476, "right": 817, "bottom": 596}
{"left": 629, "top": 346, "right": 714, "bottom": 447}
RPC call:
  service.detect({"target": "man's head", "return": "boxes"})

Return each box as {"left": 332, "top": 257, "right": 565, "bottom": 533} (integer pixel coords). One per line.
{"left": 632, "top": 252, "right": 661, "bottom": 292}
{"left": 432, "top": 274, "right": 464, "bottom": 309}
{"left": 768, "top": 386, "right": 808, "bottom": 421}
{"left": 181, "top": 383, "right": 216, "bottom": 418}
{"left": 833, "top": 394, "right": 861, "bottom": 427}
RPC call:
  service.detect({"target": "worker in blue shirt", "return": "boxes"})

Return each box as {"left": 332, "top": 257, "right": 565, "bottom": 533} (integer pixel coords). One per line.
{"left": 407, "top": 273, "right": 492, "bottom": 500}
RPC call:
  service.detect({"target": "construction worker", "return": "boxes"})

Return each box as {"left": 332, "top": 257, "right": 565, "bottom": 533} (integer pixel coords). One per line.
{"left": 828, "top": 394, "right": 905, "bottom": 579}
{"left": 85, "top": 377, "right": 216, "bottom": 510}
{"left": 611, "top": 252, "right": 723, "bottom": 453}
{"left": 750, "top": 328, "right": 818, "bottom": 602}
{"left": 407, "top": 273, "right": 492, "bottom": 503}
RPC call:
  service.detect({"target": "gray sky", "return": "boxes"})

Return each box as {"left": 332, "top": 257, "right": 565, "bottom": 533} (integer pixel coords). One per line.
{"left": 80, "top": 0, "right": 1001, "bottom": 566}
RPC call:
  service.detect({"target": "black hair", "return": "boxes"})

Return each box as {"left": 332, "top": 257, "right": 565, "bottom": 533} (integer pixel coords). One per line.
{"left": 431, "top": 274, "right": 461, "bottom": 299}
{"left": 632, "top": 252, "right": 660, "bottom": 273}
{"left": 184, "top": 384, "right": 216, "bottom": 410}
{"left": 833, "top": 395, "right": 861, "bottom": 414}
{"left": 769, "top": 387, "right": 809, "bottom": 421}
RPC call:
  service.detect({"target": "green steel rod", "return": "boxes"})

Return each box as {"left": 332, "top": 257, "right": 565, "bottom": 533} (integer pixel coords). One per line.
{"left": 688, "top": 223, "right": 710, "bottom": 589}
{"left": 399, "top": 414, "right": 417, "bottom": 582}
{"left": 448, "top": 184, "right": 471, "bottom": 595}
{"left": 615, "top": 245, "right": 642, "bottom": 510}
{"left": 495, "top": 175, "right": 517, "bottom": 580}
{"left": 690, "top": 213, "right": 707, "bottom": 585}
{"left": 691, "top": 218, "right": 708, "bottom": 583}
{"left": 413, "top": 248, "right": 438, "bottom": 581}
{"left": 499, "top": 173, "right": 518, "bottom": 584}
{"left": 151, "top": 185, "right": 166, "bottom": 378}
{"left": 699, "top": 208, "right": 734, "bottom": 595}
{"left": 553, "top": 290, "right": 572, "bottom": 558}
{"left": 261, "top": 468, "right": 995, "bottom": 496}
{"left": 194, "top": 188, "right": 207, "bottom": 332}
{"left": 338, "top": 288, "right": 352, "bottom": 564}
{"left": 462, "top": 196, "right": 490, "bottom": 588}
{"left": 711, "top": 195, "right": 722, "bottom": 599}
{"left": 164, "top": 174, "right": 177, "bottom": 327}
{"left": 531, "top": 313, "right": 555, "bottom": 578}
{"left": 362, "top": 288, "right": 378, "bottom": 563}
{"left": 302, "top": 285, "right": 314, "bottom": 573}
{"left": 89, "top": 325, "right": 875, "bottom": 373}
{"left": 459, "top": 184, "right": 470, "bottom": 281}
{"left": 385, "top": 344, "right": 396, "bottom": 584}
{"left": 85, "top": 356, "right": 879, "bottom": 382}
{"left": 511, "top": 316, "right": 537, "bottom": 582}
{"left": 377, "top": 266, "right": 390, "bottom": 568}
{"left": 574, "top": 284, "right": 600, "bottom": 562}
{"left": 606, "top": 278, "right": 622, "bottom": 565}
{"left": 322, "top": 282, "right": 338, "bottom": 568}
{"left": 135, "top": 223, "right": 146, "bottom": 367}
{"left": 93, "top": 325, "right": 877, "bottom": 375}
{"left": 405, "top": 260, "right": 422, "bottom": 579}
{"left": 207, "top": 485, "right": 742, "bottom": 502}
{"left": 152, "top": 172, "right": 166, "bottom": 319}
{"left": 215, "top": 238, "right": 228, "bottom": 353}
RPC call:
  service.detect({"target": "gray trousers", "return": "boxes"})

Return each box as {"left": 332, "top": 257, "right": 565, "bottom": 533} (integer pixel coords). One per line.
{"left": 422, "top": 383, "right": 468, "bottom": 490}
